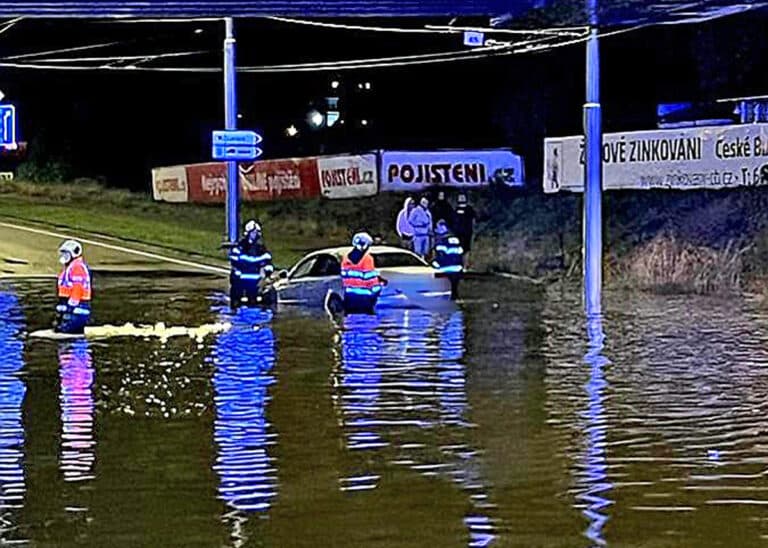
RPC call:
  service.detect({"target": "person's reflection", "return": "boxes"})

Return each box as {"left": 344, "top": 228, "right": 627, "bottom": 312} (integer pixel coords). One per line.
{"left": 336, "top": 309, "right": 496, "bottom": 546}
{"left": 0, "top": 291, "right": 27, "bottom": 537}
{"left": 58, "top": 340, "right": 96, "bottom": 483}
{"left": 577, "top": 315, "right": 613, "bottom": 546}
{"left": 211, "top": 306, "right": 277, "bottom": 517}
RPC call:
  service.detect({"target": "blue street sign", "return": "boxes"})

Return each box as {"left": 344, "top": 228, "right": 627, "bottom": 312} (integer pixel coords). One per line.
{"left": 212, "top": 144, "right": 263, "bottom": 161}
{"left": 0, "top": 105, "right": 16, "bottom": 149}
{"left": 463, "top": 31, "right": 485, "bottom": 47}
{"left": 212, "top": 130, "right": 262, "bottom": 147}
{"left": 212, "top": 130, "right": 263, "bottom": 161}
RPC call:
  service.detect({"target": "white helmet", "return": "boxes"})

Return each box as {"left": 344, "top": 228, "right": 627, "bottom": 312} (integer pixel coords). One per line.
{"left": 58, "top": 239, "right": 82, "bottom": 264}
{"left": 244, "top": 219, "right": 262, "bottom": 235}
{"left": 352, "top": 232, "right": 373, "bottom": 251}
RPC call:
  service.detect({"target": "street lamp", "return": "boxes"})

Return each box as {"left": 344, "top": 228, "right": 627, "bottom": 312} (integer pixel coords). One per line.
{"left": 307, "top": 109, "right": 325, "bottom": 129}
{"left": 286, "top": 125, "right": 299, "bottom": 137}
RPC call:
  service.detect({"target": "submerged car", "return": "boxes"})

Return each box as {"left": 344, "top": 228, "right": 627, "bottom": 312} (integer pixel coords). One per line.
{"left": 271, "top": 245, "right": 452, "bottom": 310}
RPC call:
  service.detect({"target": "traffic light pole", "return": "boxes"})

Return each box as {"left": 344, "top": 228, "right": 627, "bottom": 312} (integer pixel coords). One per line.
{"left": 224, "top": 17, "right": 239, "bottom": 244}
{"left": 584, "top": 0, "right": 602, "bottom": 317}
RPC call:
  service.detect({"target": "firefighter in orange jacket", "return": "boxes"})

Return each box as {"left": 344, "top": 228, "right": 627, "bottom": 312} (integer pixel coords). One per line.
{"left": 341, "top": 232, "right": 385, "bottom": 314}
{"left": 55, "top": 240, "right": 92, "bottom": 335}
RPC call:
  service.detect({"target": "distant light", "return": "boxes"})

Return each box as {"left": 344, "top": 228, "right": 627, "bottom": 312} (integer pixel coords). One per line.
{"left": 237, "top": 113, "right": 243, "bottom": 120}
{"left": 307, "top": 109, "right": 325, "bottom": 129}
{"left": 331, "top": 80, "right": 340, "bottom": 89}
{"left": 286, "top": 125, "right": 299, "bottom": 137}
{"left": 194, "top": 28, "right": 204, "bottom": 34}
{"left": 361, "top": 119, "right": 369, "bottom": 126}
{"left": 358, "top": 83, "right": 364, "bottom": 90}
{"left": 364, "top": 82, "right": 371, "bottom": 90}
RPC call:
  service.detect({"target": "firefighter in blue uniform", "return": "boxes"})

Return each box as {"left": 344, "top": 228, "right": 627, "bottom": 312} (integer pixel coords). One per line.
{"left": 229, "top": 220, "right": 276, "bottom": 308}
{"left": 432, "top": 220, "right": 464, "bottom": 300}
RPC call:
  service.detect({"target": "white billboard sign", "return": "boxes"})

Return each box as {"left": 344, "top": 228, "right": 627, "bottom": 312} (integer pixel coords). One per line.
{"left": 544, "top": 123, "right": 768, "bottom": 193}
{"left": 317, "top": 154, "right": 378, "bottom": 199}
{"left": 380, "top": 149, "right": 524, "bottom": 192}
{"left": 151, "top": 165, "right": 188, "bottom": 203}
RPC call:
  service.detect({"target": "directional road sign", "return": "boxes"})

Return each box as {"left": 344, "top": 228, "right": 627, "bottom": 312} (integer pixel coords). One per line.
{"left": 212, "top": 130, "right": 262, "bottom": 161}
{"left": 0, "top": 105, "right": 17, "bottom": 150}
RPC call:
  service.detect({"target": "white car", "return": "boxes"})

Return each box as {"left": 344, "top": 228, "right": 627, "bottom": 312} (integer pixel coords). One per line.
{"left": 271, "top": 245, "right": 452, "bottom": 310}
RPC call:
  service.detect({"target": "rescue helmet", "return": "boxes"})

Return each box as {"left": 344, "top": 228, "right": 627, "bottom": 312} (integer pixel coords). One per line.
{"left": 352, "top": 231, "right": 374, "bottom": 251}
{"left": 58, "top": 239, "right": 83, "bottom": 264}
{"left": 435, "top": 219, "right": 450, "bottom": 235}
{"left": 244, "top": 219, "right": 262, "bottom": 236}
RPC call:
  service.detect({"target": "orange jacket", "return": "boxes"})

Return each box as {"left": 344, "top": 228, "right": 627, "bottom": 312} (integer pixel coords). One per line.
{"left": 341, "top": 252, "right": 381, "bottom": 291}
{"left": 58, "top": 257, "right": 92, "bottom": 303}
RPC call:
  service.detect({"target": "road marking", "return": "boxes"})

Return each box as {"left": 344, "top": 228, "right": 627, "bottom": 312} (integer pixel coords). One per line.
{"left": 0, "top": 220, "right": 229, "bottom": 276}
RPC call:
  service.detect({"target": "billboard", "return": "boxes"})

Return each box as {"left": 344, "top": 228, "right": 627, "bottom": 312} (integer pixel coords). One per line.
{"left": 184, "top": 158, "right": 320, "bottom": 203}
{"left": 316, "top": 154, "right": 378, "bottom": 199}
{"left": 151, "top": 165, "right": 188, "bottom": 203}
{"left": 544, "top": 123, "right": 768, "bottom": 193}
{"left": 380, "top": 149, "right": 524, "bottom": 192}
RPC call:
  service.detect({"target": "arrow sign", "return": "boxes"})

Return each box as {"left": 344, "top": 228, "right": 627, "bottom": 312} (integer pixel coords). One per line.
{"left": 212, "top": 144, "right": 262, "bottom": 161}
{"left": 212, "top": 130, "right": 262, "bottom": 147}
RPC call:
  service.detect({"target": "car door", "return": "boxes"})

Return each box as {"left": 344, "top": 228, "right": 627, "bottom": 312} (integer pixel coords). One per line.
{"left": 277, "top": 254, "right": 342, "bottom": 306}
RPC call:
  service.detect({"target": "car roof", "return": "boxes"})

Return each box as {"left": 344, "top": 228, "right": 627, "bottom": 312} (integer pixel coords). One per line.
{"left": 310, "top": 245, "right": 415, "bottom": 257}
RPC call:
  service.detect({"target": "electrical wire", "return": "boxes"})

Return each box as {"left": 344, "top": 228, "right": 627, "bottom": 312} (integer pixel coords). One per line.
{"left": 28, "top": 50, "right": 209, "bottom": 64}
{"left": 4, "top": 40, "right": 125, "bottom": 60}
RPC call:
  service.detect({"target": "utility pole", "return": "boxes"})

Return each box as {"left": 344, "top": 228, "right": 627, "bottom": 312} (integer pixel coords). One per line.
{"left": 583, "top": 0, "right": 602, "bottom": 316}
{"left": 224, "top": 17, "right": 239, "bottom": 244}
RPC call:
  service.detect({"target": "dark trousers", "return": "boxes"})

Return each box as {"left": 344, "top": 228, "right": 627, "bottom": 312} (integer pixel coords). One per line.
{"left": 343, "top": 292, "right": 378, "bottom": 314}
{"left": 230, "top": 275, "right": 275, "bottom": 309}
{"left": 55, "top": 310, "right": 90, "bottom": 334}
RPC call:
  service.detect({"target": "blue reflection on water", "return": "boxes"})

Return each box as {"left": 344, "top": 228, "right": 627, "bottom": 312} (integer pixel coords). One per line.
{"left": 0, "top": 291, "right": 27, "bottom": 523}
{"left": 211, "top": 306, "right": 277, "bottom": 514}
{"left": 59, "top": 340, "right": 96, "bottom": 483}
{"left": 336, "top": 309, "right": 496, "bottom": 547}
{"left": 577, "top": 315, "right": 613, "bottom": 546}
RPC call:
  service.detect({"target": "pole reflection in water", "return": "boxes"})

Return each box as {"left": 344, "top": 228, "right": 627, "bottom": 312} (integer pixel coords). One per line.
{"left": 59, "top": 341, "right": 96, "bottom": 484}
{"left": 211, "top": 306, "right": 277, "bottom": 516}
{"left": 335, "top": 309, "right": 496, "bottom": 547}
{"left": 577, "top": 315, "right": 613, "bottom": 546}
{"left": 0, "top": 291, "right": 27, "bottom": 537}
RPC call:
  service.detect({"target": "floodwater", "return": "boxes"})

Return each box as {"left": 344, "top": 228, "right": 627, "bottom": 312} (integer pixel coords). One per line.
{"left": 2, "top": 274, "right": 768, "bottom": 546}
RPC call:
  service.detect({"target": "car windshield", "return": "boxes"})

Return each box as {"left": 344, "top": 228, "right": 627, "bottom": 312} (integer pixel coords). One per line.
{"left": 371, "top": 252, "right": 426, "bottom": 268}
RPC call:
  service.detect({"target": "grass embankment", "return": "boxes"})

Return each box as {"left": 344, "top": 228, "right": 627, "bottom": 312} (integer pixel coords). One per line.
{"left": 4, "top": 179, "right": 768, "bottom": 294}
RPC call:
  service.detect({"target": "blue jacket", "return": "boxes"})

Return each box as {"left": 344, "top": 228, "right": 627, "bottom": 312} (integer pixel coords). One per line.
{"left": 432, "top": 235, "right": 464, "bottom": 274}
{"left": 230, "top": 238, "right": 274, "bottom": 282}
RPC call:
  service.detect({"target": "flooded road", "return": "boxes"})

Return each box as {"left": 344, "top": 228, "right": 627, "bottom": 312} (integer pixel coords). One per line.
{"left": 2, "top": 274, "right": 768, "bottom": 546}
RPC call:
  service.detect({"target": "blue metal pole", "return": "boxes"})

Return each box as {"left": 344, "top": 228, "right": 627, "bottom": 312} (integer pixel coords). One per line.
{"left": 224, "top": 17, "right": 239, "bottom": 244}
{"left": 584, "top": 0, "right": 602, "bottom": 316}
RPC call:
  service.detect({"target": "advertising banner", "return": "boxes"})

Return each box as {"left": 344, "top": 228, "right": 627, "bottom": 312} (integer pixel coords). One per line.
{"left": 380, "top": 149, "right": 524, "bottom": 192}
{"left": 183, "top": 158, "right": 321, "bottom": 203}
{"left": 151, "top": 165, "right": 188, "bottom": 203}
{"left": 316, "top": 154, "right": 378, "bottom": 199}
{"left": 544, "top": 123, "right": 768, "bottom": 193}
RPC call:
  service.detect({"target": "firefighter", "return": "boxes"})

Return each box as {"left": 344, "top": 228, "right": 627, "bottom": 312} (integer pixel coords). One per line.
{"left": 55, "top": 240, "right": 92, "bottom": 334}
{"left": 432, "top": 220, "right": 464, "bottom": 300}
{"left": 229, "top": 220, "right": 275, "bottom": 308}
{"left": 340, "top": 232, "right": 384, "bottom": 314}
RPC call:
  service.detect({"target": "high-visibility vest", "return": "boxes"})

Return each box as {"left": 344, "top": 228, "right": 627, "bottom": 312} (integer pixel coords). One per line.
{"left": 341, "top": 252, "right": 382, "bottom": 296}
{"left": 432, "top": 236, "right": 464, "bottom": 274}
{"left": 58, "top": 257, "right": 92, "bottom": 302}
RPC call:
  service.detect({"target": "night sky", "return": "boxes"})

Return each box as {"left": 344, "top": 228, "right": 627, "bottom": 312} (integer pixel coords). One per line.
{"left": 0, "top": 12, "right": 766, "bottom": 190}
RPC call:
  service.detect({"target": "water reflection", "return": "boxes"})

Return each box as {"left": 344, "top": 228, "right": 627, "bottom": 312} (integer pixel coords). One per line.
{"left": 334, "top": 309, "right": 496, "bottom": 546}
{"left": 0, "top": 290, "right": 27, "bottom": 538}
{"left": 211, "top": 305, "right": 277, "bottom": 516}
{"left": 58, "top": 341, "right": 96, "bottom": 484}
{"left": 577, "top": 315, "right": 613, "bottom": 546}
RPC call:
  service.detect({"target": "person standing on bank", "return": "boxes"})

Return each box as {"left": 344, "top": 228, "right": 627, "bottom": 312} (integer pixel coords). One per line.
{"left": 453, "top": 193, "right": 477, "bottom": 266}
{"left": 431, "top": 191, "right": 455, "bottom": 231}
{"left": 408, "top": 196, "right": 433, "bottom": 259}
{"left": 395, "top": 197, "right": 415, "bottom": 250}
{"left": 55, "top": 240, "right": 92, "bottom": 335}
